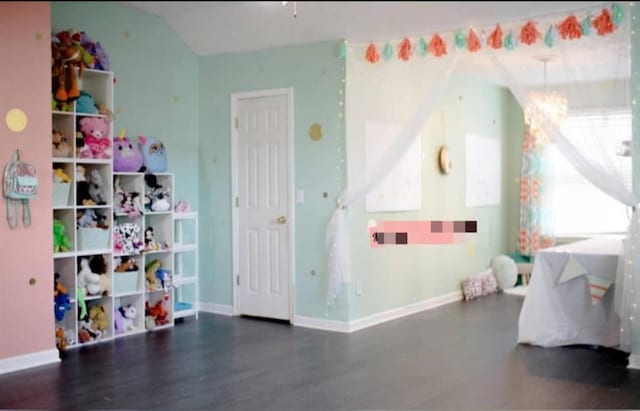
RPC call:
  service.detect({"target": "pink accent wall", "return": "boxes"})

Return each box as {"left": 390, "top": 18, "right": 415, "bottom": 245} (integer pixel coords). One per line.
{"left": 0, "top": 2, "right": 54, "bottom": 359}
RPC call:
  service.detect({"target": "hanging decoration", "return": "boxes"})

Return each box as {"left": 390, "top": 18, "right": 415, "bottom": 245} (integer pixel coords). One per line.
{"left": 455, "top": 29, "right": 467, "bottom": 50}
{"left": 611, "top": 3, "right": 624, "bottom": 27}
{"left": 354, "top": 3, "right": 624, "bottom": 63}
{"left": 593, "top": 8, "right": 614, "bottom": 36}
{"left": 487, "top": 24, "right": 503, "bottom": 49}
{"left": 338, "top": 41, "right": 347, "bottom": 60}
{"left": 520, "top": 21, "right": 542, "bottom": 46}
{"left": 557, "top": 15, "right": 582, "bottom": 40}
{"left": 504, "top": 29, "right": 516, "bottom": 51}
{"left": 418, "top": 38, "right": 428, "bottom": 56}
{"left": 467, "top": 28, "right": 481, "bottom": 52}
{"left": 544, "top": 24, "right": 556, "bottom": 48}
{"left": 428, "top": 34, "right": 447, "bottom": 57}
{"left": 365, "top": 43, "right": 380, "bottom": 63}
{"left": 397, "top": 38, "right": 413, "bottom": 61}
{"left": 581, "top": 15, "right": 592, "bottom": 36}
{"left": 382, "top": 43, "right": 394, "bottom": 60}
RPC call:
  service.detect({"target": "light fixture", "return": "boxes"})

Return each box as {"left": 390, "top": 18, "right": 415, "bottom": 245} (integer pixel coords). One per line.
{"left": 282, "top": 1, "right": 297, "bottom": 18}
{"left": 523, "top": 55, "right": 568, "bottom": 144}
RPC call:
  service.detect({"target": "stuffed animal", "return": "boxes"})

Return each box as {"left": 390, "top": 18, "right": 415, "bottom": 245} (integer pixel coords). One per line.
{"left": 78, "top": 258, "right": 102, "bottom": 296}
{"left": 99, "top": 274, "right": 111, "bottom": 296}
{"left": 88, "top": 169, "right": 107, "bottom": 205}
{"left": 79, "top": 117, "right": 111, "bottom": 159}
{"left": 79, "top": 31, "right": 110, "bottom": 71}
{"left": 138, "top": 136, "right": 168, "bottom": 173}
{"left": 145, "top": 226, "right": 159, "bottom": 251}
{"left": 145, "top": 299, "right": 169, "bottom": 326}
{"left": 114, "top": 304, "right": 137, "bottom": 334}
{"left": 89, "top": 304, "right": 108, "bottom": 335}
{"left": 54, "top": 273, "right": 71, "bottom": 322}
{"left": 56, "top": 327, "right": 68, "bottom": 351}
{"left": 115, "top": 256, "right": 138, "bottom": 272}
{"left": 76, "top": 165, "right": 95, "bottom": 206}
{"left": 113, "top": 135, "right": 145, "bottom": 172}
{"left": 78, "top": 319, "right": 100, "bottom": 343}
{"left": 76, "top": 130, "right": 92, "bottom": 158}
{"left": 77, "top": 209, "right": 98, "bottom": 228}
{"left": 53, "top": 168, "right": 70, "bottom": 183}
{"left": 145, "top": 259, "right": 162, "bottom": 291}
{"left": 155, "top": 268, "right": 172, "bottom": 292}
{"left": 75, "top": 90, "right": 98, "bottom": 114}
{"left": 52, "top": 130, "right": 72, "bottom": 158}
{"left": 113, "top": 223, "right": 145, "bottom": 255}
{"left": 53, "top": 219, "right": 72, "bottom": 252}
{"left": 149, "top": 187, "right": 172, "bottom": 212}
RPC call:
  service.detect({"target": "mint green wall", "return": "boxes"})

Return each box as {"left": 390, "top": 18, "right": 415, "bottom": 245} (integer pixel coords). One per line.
{"left": 51, "top": 2, "right": 200, "bottom": 211}
{"left": 347, "top": 74, "right": 517, "bottom": 319}
{"left": 198, "top": 42, "right": 347, "bottom": 320}
{"left": 506, "top": 98, "right": 525, "bottom": 254}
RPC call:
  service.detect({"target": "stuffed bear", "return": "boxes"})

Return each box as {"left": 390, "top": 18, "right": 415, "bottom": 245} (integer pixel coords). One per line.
{"left": 138, "top": 136, "right": 168, "bottom": 173}
{"left": 89, "top": 304, "right": 108, "bottom": 335}
{"left": 79, "top": 117, "right": 111, "bottom": 159}
{"left": 78, "top": 258, "right": 102, "bottom": 296}
{"left": 52, "top": 130, "right": 72, "bottom": 158}
{"left": 88, "top": 169, "right": 107, "bottom": 205}
{"left": 114, "top": 136, "right": 145, "bottom": 172}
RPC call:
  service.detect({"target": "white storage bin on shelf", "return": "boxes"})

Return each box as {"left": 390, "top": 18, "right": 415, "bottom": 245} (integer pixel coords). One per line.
{"left": 77, "top": 226, "right": 110, "bottom": 251}
{"left": 113, "top": 270, "right": 140, "bottom": 295}
{"left": 53, "top": 183, "right": 71, "bottom": 207}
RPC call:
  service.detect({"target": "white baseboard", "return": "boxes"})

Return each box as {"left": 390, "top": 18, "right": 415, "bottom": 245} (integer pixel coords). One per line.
{"left": 294, "top": 290, "right": 462, "bottom": 333}
{"left": 293, "top": 315, "right": 350, "bottom": 333}
{"left": 348, "top": 290, "right": 462, "bottom": 333}
{"left": 628, "top": 354, "right": 640, "bottom": 369}
{"left": 0, "top": 349, "right": 60, "bottom": 375}
{"left": 199, "top": 302, "right": 234, "bottom": 316}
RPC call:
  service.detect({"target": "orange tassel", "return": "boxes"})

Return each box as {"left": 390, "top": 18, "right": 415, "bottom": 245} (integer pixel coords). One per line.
{"left": 428, "top": 34, "right": 447, "bottom": 58}
{"left": 467, "top": 29, "right": 481, "bottom": 52}
{"left": 519, "top": 21, "right": 541, "bottom": 46}
{"left": 593, "top": 8, "right": 614, "bottom": 36}
{"left": 397, "top": 38, "right": 412, "bottom": 61}
{"left": 487, "top": 24, "right": 503, "bottom": 49}
{"left": 365, "top": 43, "right": 380, "bottom": 64}
{"left": 557, "top": 15, "right": 582, "bottom": 39}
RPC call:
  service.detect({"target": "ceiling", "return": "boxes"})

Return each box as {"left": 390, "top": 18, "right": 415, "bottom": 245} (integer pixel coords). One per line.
{"left": 119, "top": 1, "right": 609, "bottom": 56}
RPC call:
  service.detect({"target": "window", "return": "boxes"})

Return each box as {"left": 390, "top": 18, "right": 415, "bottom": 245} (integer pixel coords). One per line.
{"left": 550, "top": 110, "right": 632, "bottom": 236}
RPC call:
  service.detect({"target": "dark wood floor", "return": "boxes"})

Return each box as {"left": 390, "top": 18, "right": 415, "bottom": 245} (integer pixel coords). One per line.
{"left": 2, "top": 293, "right": 639, "bottom": 410}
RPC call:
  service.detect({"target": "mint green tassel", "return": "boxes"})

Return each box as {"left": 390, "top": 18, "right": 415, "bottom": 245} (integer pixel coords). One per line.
{"left": 383, "top": 43, "right": 393, "bottom": 60}
{"left": 582, "top": 15, "right": 591, "bottom": 36}
{"left": 544, "top": 25, "right": 555, "bottom": 48}
{"left": 504, "top": 30, "right": 515, "bottom": 51}
{"left": 455, "top": 29, "right": 467, "bottom": 49}
{"left": 612, "top": 3, "right": 624, "bottom": 27}
{"left": 338, "top": 41, "right": 347, "bottom": 60}
{"left": 418, "top": 38, "right": 428, "bottom": 56}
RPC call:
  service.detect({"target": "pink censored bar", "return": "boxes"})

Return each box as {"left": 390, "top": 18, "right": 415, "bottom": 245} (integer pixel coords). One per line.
{"left": 369, "top": 220, "right": 477, "bottom": 247}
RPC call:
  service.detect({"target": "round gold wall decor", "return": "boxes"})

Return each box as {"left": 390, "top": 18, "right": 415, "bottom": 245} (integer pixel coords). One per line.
{"left": 6, "top": 108, "right": 27, "bottom": 133}
{"left": 309, "top": 123, "right": 324, "bottom": 141}
{"left": 438, "top": 145, "right": 452, "bottom": 174}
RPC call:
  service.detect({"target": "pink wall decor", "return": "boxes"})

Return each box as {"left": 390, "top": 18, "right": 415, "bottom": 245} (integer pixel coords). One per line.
{"left": 369, "top": 220, "right": 477, "bottom": 247}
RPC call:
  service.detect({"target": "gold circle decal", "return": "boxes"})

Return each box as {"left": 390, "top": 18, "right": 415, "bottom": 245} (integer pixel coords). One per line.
{"left": 438, "top": 145, "right": 452, "bottom": 174}
{"left": 6, "top": 109, "right": 27, "bottom": 132}
{"left": 309, "top": 123, "right": 324, "bottom": 141}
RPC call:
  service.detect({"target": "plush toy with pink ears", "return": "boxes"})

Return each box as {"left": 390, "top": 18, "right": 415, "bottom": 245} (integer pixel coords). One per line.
{"left": 138, "top": 136, "right": 168, "bottom": 173}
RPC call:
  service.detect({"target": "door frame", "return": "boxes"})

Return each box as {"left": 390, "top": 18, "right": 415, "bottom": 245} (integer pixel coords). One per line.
{"left": 230, "top": 87, "right": 295, "bottom": 321}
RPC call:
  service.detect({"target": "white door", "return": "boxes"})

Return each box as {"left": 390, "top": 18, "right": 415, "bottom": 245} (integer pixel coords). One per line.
{"left": 233, "top": 90, "right": 292, "bottom": 320}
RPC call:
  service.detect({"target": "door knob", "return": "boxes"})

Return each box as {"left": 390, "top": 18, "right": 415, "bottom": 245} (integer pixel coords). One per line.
{"left": 277, "top": 216, "right": 287, "bottom": 224}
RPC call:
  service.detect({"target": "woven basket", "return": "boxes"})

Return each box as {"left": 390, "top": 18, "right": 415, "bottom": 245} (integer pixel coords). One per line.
{"left": 52, "top": 183, "right": 70, "bottom": 208}
{"left": 77, "top": 227, "right": 110, "bottom": 251}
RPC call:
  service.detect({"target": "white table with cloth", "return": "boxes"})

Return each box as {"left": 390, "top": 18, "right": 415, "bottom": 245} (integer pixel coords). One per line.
{"left": 518, "top": 237, "right": 624, "bottom": 348}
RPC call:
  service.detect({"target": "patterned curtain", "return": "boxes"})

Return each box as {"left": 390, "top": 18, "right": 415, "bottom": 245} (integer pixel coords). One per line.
{"left": 518, "top": 124, "right": 555, "bottom": 257}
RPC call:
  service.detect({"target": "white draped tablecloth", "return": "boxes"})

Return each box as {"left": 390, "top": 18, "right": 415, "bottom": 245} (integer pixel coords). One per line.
{"left": 518, "top": 237, "right": 624, "bottom": 348}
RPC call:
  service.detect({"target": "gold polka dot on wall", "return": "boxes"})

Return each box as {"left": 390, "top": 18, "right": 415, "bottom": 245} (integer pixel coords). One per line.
{"left": 309, "top": 123, "right": 323, "bottom": 141}
{"left": 116, "top": 106, "right": 123, "bottom": 114}
{"left": 35, "top": 32, "right": 43, "bottom": 40}
{"left": 124, "top": 30, "right": 130, "bottom": 38}
{"left": 173, "top": 96, "right": 179, "bottom": 104}
{"left": 29, "top": 277, "right": 36, "bottom": 286}
{"left": 6, "top": 108, "right": 28, "bottom": 132}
